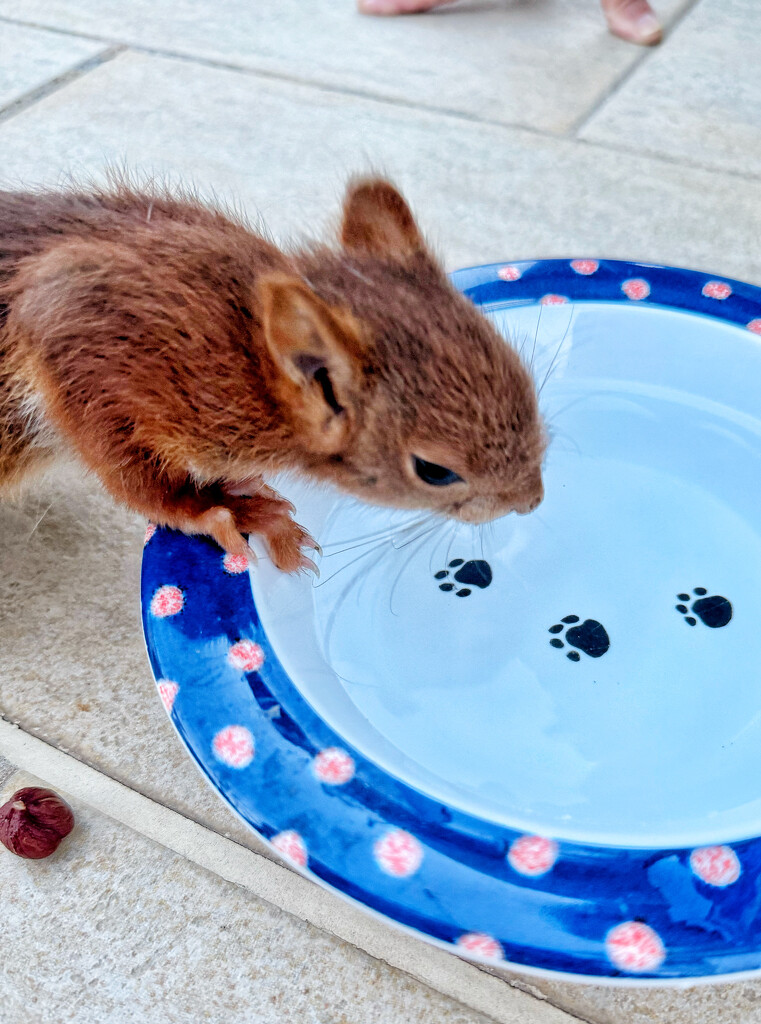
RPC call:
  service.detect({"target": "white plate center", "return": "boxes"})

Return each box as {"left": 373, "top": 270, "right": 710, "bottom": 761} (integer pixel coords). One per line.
{"left": 252, "top": 301, "right": 761, "bottom": 847}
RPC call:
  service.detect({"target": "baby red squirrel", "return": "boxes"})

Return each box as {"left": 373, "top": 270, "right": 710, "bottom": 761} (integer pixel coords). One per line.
{"left": 0, "top": 178, "right": 545, "bottom": 572}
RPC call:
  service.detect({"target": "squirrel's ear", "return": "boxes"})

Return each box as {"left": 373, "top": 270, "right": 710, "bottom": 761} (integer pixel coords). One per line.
{"left": 340, "top": 178, "right": 424, "bottom": 259}
{"left": 258, "top": 274, "right": 362, "bottom": 443}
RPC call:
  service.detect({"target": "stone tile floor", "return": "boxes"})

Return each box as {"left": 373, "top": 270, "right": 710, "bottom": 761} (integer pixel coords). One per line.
{"left": 1, "top": 2, "right": 760, "bottom": 1021}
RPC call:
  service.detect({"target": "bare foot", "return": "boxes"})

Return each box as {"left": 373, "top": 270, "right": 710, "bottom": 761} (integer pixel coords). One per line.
{"left": 358, "top": 0, "right": 455, "bottom": 14}
{"left": 358, "top": 0, "right": 662, "bottom": 46}
{"left": 600, "top": 0, "right": 662, "bottom": 44}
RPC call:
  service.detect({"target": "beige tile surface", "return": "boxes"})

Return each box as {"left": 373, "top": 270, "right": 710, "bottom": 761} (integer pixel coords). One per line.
{"left": 580, "top": 0, "right": 761, "bottom": 176}
{"left": 0, "top": 0, "right": 691, "bottom": 134}
{"left": 515, "top": 977, "right": 761, "bottom": 1024}
{"left": 0, "top": 51, "right": 760, "bottom": 283}
{"left": 0, "top": 20, "right": 105, "bottom": 111}
{"left": 0, "top": 772, "right": 495, "bottom": 1024}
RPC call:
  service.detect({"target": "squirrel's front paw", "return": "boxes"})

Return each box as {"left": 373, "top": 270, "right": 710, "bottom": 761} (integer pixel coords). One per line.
{"left": 261, "top": 517, "right": 320, "bottom": 575}
{"left": 185, "top": 495, "right": 318, "bottom": 575}
{"left": 189, "top": 506, "right": 257, "bottom": 563}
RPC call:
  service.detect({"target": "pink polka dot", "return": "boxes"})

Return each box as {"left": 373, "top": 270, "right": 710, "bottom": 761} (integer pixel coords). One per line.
{"left": 223, "top": 552, "right": 249, "bottom": 574}
{"left": 690, "top": 845, "right": 741, "bottom": 887}
{"left": 508, "top": 835, "right": 559, "bottom": 877}
{"left": 313, "top": 748, "right": 355, "bottom": 785}
{"left": 702, "top": 281, "right": 732, "bottom": 300}
{"left": 374, "top": 829, "right": 424, "bottom": 878}
{"left": 622, "top": 279, "right": 650, "bottom": 301}
{"left": 570, "top": 259, "right": 599, "bottom": 276}
{"left": 272, "top": 830, "right": 307, "bottom": 867}
{"left": 144, "top": 523, "right": 157, "bottom": 545}
{"left": 540, "top": 294, "right": 568, "bottom": 306}
{"left": 456, "top": 933, "right": 504, "bottom": 960}
{"left": 227, "top": 639, "right": 265, "bottom": 673}
{"left": 150, "top": 585, "right": 184, "bottom": 618}
{"left": 498, "top": 265, "right": 522, "bottom": 282}
{"left": 212, "top": 725, "right": 255, "bottom": 768}
{"left": 606, "top": 921, "right": 665, "bottom": 973}
{"left": 157, "top": 680, "right": 179, "bottom": 713}
{"left": 747, "top": 319, "right": 761, "bottom": 335}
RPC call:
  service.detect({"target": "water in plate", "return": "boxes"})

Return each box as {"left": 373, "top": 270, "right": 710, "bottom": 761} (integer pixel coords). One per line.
{"left": 252, "top": 301, "right": 761, "bottom": 848}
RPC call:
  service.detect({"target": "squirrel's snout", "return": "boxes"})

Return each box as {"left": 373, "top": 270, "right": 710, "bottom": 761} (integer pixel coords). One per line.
{"left": 513, "top": 485, "right": 544, "bottom": 516}
{"left": 454, "top": 478, "right": 544, "bottom": 523}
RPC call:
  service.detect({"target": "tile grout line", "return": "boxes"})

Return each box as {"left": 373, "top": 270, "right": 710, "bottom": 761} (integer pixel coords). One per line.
{"left": 0, "top": 753, "right": 16, "bottom": 787}
{"left": 0, "top": 44, "right": 126, "bottom": 126}
{"left": 0, "top": 717, "right": 589, "bottom": 1024}
{"left": 571, "top": 133, "right": 761, "bottom": 184}
{"left": 569, "top": 0, "right": 704, "bottom": 137}
{"left": 0, "top": 14, "right": 758, "bottom": 186}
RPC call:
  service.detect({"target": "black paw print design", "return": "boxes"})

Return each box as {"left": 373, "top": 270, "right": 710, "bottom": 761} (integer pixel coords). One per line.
{"left": 549, "top": 615, "right": 610, "bottom": 661}
{"left": 434, "top": 558, "right": 493, "bottom": 598}
{"left": 676, "top": 588, "right": 732, "bottom": 628}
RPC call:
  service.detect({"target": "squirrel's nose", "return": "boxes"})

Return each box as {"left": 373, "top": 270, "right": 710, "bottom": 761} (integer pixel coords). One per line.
{"left": 513, "top": 482, "right": 544, "bottom": 516}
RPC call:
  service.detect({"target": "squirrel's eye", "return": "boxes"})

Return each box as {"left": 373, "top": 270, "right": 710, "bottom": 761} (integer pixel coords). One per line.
{"left": 412, "top": 456, "right": 463, "bottom": 487}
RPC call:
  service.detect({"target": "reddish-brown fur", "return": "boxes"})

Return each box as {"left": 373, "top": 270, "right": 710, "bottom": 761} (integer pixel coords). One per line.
{"left": 0, "top": 177, "right": 545, "bottom": 571}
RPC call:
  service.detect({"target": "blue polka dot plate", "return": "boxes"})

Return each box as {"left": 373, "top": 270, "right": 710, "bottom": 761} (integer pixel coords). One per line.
{"left": 142, "top": 259, "right": 761, "bottom": 983}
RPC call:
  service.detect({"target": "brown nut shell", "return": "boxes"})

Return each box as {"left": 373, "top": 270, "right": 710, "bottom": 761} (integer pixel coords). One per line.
{"left": 0, "top": 787, "right": 75, "bottom": 859}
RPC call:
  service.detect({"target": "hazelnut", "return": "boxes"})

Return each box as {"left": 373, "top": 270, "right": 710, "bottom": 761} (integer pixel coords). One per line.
{"left": 0, "top": 787, "right": 75, "bottom": 859}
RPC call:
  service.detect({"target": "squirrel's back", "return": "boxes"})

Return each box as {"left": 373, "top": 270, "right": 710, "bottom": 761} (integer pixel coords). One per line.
{"left": 0, "top": 182, "right": 286, "bottom": 493}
